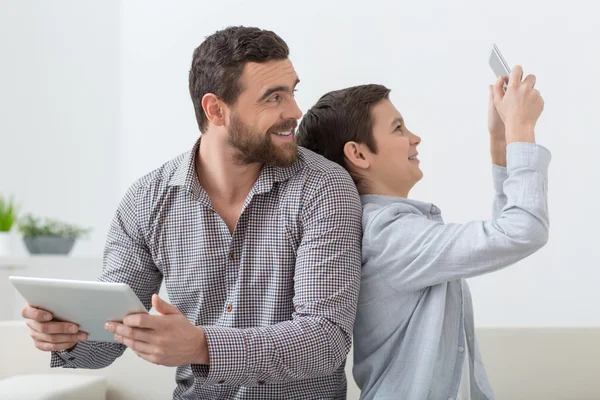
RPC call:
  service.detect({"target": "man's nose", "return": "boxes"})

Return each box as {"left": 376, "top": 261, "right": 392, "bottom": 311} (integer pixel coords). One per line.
{"left": 284, "top": 98, "right": 303, "bottom": 121}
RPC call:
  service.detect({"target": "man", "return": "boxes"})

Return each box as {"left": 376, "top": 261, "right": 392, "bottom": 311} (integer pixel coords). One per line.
{"left": 22, "top": 26, "right": 363, "bottom": 399}
{"left": 296, "top": 68, "right": 550, "bottom": 399}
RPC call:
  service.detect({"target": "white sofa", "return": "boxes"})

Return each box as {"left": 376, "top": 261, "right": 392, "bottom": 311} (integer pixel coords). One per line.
{"left": 0, "top": 320, "right": 176, "bottom": 400}
{"left": 1, "top": 320, "right": 599, "bottom": 399}
{"left": 476, "top": 327, "right": 600, "bottom": 399}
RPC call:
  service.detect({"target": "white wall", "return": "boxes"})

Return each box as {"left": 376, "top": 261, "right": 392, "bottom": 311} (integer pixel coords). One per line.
{"left": 1, "top": 0, "right": 597, "bottom": 327}
{"left": 0, "top": 0, "right": 121, "bottom": 256}
{"left": 120, "top": 0, "right": 600, "bottom": 327}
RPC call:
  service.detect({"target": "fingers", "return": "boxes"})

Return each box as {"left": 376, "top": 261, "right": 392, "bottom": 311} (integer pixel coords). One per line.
{"left": 523, "top": 74, "right": 536, "bottom": 88}
{"left": 132, "top": 349, "right": 165, "bottom": 366}
{"left": 509, "top": 65, "right": 524, "bottom": 88}
{"left": 22, "top": 304, "right": 52, "bottom": 322}
{"left": 534, "top": 89, "right": 543, "bottom": 101}
{"left": 24, "top": 308, "right": 87, "bottom": 352}
{"left": 26, "top": 319, "right": 80, "bottom": 335}
{"left": 114, "top": 334, "right": 158, "bottom": 355}
{"left": 30, "top": 329, "right": 86, "bottom": 345}
{"left": 536, "top": 90, "right": 545, "bottom": 111}
{"left": 495, "top": 68, "right": 538, "bottom": 98}
{"left": 110, "top": 323, "right": 165, "bottom": 365}
{"left": 492, "top": 76, "right": 505, "bottom": 104}
{"left": 33, "top": 339, "right": 79, "bottom": 352}
{"left": 122, "top": 313, "right": 156, "bottom": 329}
{"left": 106, "top": 321, "right": 154, "bottom": 343}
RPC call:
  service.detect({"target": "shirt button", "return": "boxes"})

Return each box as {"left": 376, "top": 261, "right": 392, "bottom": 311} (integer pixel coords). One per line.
{"left": 257, "top": 380, "right": 265, "bottom": 385}
{"left": 228, "top": 252, "right": 235, "bottom": 260}
{"left": 218, "top": 380, "right": 225, "bottom": 384}
{"left": 226, "top": 304, "right": 233, "bottom": 312}
{"left": 458, "top": 346, "right": 465, "bottom": 353}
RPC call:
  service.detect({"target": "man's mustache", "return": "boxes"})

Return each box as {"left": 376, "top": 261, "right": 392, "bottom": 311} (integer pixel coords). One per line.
{"left": 267, "top": 120, "right": 298, "bottom": 134}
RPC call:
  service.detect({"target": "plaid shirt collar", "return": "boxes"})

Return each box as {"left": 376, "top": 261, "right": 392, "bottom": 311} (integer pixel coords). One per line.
{"left": 168, "top": 137, "right": 304, "bottom": 204}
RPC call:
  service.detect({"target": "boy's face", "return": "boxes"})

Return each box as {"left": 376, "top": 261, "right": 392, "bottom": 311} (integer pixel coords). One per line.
{"left": 362, "top": 99, "right": 423, "bottom": 196}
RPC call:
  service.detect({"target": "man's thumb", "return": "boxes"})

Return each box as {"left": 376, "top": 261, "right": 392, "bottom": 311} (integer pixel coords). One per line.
{"left": 152, "top": 294, "right": 180, "bottom": 315}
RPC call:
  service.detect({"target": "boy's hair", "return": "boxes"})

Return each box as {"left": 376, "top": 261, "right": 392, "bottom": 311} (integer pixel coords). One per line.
{"left": 296, "top": 84, "right": 391, "bottom": 183}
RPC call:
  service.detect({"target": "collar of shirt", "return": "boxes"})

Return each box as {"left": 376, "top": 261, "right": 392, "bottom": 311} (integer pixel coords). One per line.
{"left": 168, "top": 137, "right": 304, "bottom": 206}
{"left": 360, "top": 194, "right": 442, "bottom": 216}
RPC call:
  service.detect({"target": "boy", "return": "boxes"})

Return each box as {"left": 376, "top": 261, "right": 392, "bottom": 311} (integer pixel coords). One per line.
{"left": 296, "top": 67, "right": 550, "bottom": 399}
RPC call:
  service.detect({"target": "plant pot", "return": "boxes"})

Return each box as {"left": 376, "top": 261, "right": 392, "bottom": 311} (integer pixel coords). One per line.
{"left": 23, "top": 236, "right": 76, "bottom": 255}
{"left": 0, "top": 232, "right": 12, "bottom": 255}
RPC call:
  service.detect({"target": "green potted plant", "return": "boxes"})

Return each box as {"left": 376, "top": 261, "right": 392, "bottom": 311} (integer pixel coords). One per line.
{"left": 0, "top": 194, "right": 19, "bottom": 255}
{"left": 18, "top": 214, "right": 91, "bottom": 255}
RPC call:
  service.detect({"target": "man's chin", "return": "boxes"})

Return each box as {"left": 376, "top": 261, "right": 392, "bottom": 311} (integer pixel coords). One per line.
{"left": 271, "top": 143, "right": 299, "bottom": 168}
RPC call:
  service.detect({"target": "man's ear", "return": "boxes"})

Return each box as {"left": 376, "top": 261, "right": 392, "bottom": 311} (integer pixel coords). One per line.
{"left": 343, "top": 141, "right": 370, "bottom": 171}
{"left": 201, "top": 93, "right": 226, "bottom": 127}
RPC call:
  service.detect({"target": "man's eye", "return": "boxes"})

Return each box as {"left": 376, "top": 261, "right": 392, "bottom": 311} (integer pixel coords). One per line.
{"left": 395, "top": 124, "right": 403, "bottom": 132}
{"left": 269, "top": 94, "right": 282, "bottom": 102}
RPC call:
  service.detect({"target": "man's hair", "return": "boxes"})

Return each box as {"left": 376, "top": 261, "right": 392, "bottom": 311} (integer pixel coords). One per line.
{"left": 296, "top": 84, "right": 391, "bottom": 183}
{"left": 189, "top": 26, "right": 290, "bottom": 133}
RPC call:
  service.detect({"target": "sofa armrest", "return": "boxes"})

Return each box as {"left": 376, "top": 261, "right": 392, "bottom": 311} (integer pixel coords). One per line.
{"left": 0, "top": 374, "right": 106, "bottom": 400}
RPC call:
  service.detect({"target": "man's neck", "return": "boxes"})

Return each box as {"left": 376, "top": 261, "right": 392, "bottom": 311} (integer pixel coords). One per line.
{"left": 196, "top": 133, "right": 262, "bottom": 205}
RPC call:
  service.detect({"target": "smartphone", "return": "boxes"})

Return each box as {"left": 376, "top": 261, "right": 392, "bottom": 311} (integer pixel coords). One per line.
{"left": 489, "top": 43, "right": 511, "bottom": 89}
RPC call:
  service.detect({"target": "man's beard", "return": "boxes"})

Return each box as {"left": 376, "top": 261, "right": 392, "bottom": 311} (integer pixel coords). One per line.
{"left": 228, "top": 113, "right": 299, "bottom": 168}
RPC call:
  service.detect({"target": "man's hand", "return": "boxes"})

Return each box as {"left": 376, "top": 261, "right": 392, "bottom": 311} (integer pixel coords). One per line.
{"left": 492, "top": 65, "right": 544, "bottom": 144}
{"left": 22, "top": 304, "right": 88, "bottom": 352}
{"left": 105, "top": 294, "right": 210, "bottom": 367}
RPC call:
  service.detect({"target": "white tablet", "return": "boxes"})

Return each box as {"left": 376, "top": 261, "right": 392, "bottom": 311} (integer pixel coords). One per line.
{"left": 9, "top": 276, "right": 148, "bottom": 343}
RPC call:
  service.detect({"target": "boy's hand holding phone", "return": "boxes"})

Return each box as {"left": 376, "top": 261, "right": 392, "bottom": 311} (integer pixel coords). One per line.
{"left": 492, "top": 66, "right": 544, "bottom": 144}
{"left": 488, "top": 45, "right": 544, "bottom": 145}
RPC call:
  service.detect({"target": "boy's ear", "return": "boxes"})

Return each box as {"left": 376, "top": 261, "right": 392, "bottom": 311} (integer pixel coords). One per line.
{"left": 344, "top": 141, "right": 371, "bottom": 171}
